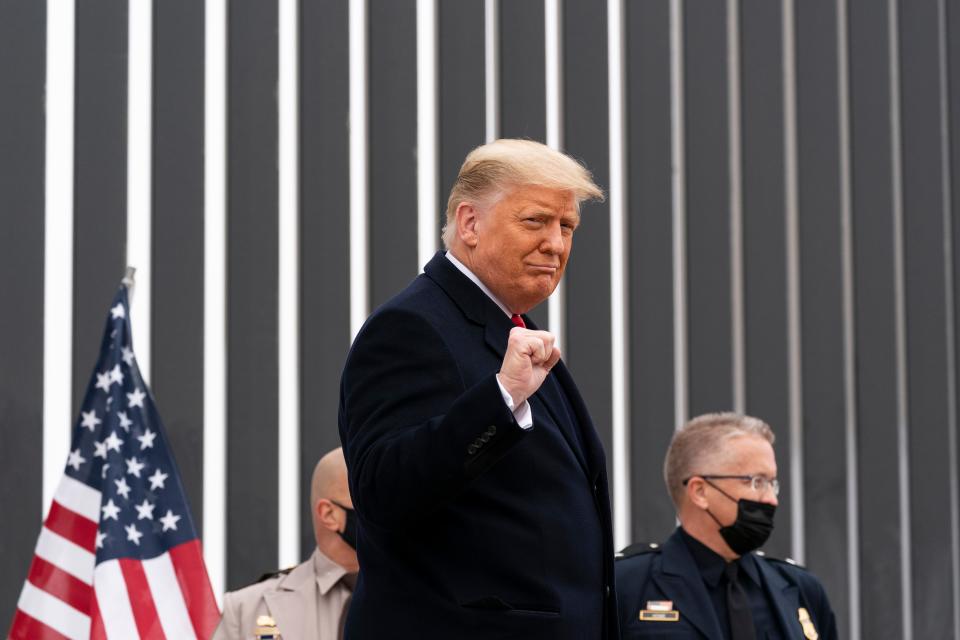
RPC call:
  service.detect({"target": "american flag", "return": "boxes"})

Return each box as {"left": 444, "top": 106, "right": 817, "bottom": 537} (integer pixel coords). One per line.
{"left": 9, "top": 281, "right": 219, "bottom": 639}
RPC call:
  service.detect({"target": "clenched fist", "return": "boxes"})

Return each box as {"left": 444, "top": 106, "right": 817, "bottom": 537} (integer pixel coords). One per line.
{"left": 497, "top": 327, "right": 562, "bottom": 407}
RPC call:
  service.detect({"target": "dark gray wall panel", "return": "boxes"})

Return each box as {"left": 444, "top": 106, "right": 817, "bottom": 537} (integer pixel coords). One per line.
{"left": 684, "top": 0, "right": 732, "bottom": 416}
{"left": 151, "top": 0, "right": 205, "bottom": 538}
{"left": 368, "top": 0, "right": 418, "bottom": 309}
{"left": 898, "top": 2, "right": 955, "bottom": 636}
{"left": 624, "top": 0, "right": 676, "bottom": 544}
{"left": 300, "top": 0, "right": 351, "bottom": 559}
{"left": 499, "top": 0, "right": 545, "bottom": 142}
{"left": 438, "top": 0, "right": 486, "bottom": 249}
{"left": 0, "top": 0, "right": 45, "bottom": 624}
{"left": 949, "top": 7, "right": 960, "bottom": 631}
{"left": 739, "top": 0, "right": 791, "bottom": 559}
{"left": 562, "top": 0, "right": 613, "bottom": 487}
{"left": 499, "top": 0, "right": 548, "bottom": 328}
{"left": 226, "top": 0, "right": 279, "bottom": 589}
{"left": 73, "top": 0, "right": 128, "bottom": 411}
{"left": 848, "top": 1, "right": 904, "bottom": 636}
{"left": 794, "top": 0, "right": 850, "bottom": 633}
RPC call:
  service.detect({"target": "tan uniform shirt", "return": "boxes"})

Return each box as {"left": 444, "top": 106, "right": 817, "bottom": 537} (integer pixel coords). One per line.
{"left": 212, "top": 549, "right": 354, "bottom": 639}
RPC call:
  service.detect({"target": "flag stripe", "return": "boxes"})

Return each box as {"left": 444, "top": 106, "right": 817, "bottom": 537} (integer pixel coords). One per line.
{"left": 26, "top": 555, "right": 94, "bottom": 615}
{"left": 8, "top": 609, "right": 72, "bottom": 640}
{"left": 143, "top": 552, "right": 199, "bottom": 639}
{"left": 88, "top": 591, "right": 106, "bottom": 640}
{"left": 45, "top": 501, "right": 98, "bottom": 551}
{"left": 35, "top": 526, "right": 95, "bottom": 585}
{"left": 168, "top": 540, "right": 220, "bottom": 638}
{"left": 16, "top": 579, "right": 91, "bottom": 640}
{"left": 118, "top": 557, "right": 164, "bottom": 638}
{"left": 93, "top": 560, "right": 139, "bottom": 639}
{"left": 52, "top": 474, "right": 102, "bottom": 522}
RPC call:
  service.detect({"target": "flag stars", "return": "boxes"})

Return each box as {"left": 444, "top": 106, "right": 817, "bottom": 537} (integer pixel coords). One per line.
{"left": 104, "top": 431, "right": 123, "bottom": 453}
{"left": 109, "top": 364, "right": 124, "bottom": 386}
{"left": 95, "top": 371, "right": 112, "bottom": 392}
{"left": 95, "top": 531, "right": 107, "bottom": 549}
{"left": 114, "top": 477, "right": 132, "bottom": 499}
{"left": 137, "top": 429, "right": 156, "bottom": 450}
{"left": 121, "top": 345, "right": 135, "bottom": 366}
{"left": 125, "top": 524, "right": 143, "bottom": 546}
{"left": 67, "top": 449, "right": 86, "bottom": 471}
{"left": 148, "top": 468, "right": 168, "bottom": 491}
{"left": 81, "top": 410, "right": 101, "bottom": 431}
{"left": 117, "top": 411, "right": 133, "bottom": 432}
{"left": 93, "top": 440, "right": 108, "bottom": 460}
{"left": 127, "top": 388, "right": 146, "bottom": 409}
{"left": 101, "top": 499, "right": 121, "bottom": 521}
{"left": 110, "top": 303, "right": 125, "bottom": 319}
{"left": 159, "top": 510, "right": 181, "bottom": 532}
{"left": 135, "top": 499, "right": 155, "bottom": 521}
{"left": 126, "top": 456, "right": 145, "bottom": 478}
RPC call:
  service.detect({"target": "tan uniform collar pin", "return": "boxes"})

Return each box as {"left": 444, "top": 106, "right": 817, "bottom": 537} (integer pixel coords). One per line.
{"left": 254, "top": 614, "right": 282, "bottom": 640}
{"left": 639, "top": 600, "right": 680, "bottom": 622}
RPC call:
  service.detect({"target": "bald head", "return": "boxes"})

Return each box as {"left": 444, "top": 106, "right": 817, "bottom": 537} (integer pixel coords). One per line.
{"left": 308, "top": 447, "right": 358, "bottom": 571}
{"left": 310, "top": 447, "right": 350, "bottom": 509}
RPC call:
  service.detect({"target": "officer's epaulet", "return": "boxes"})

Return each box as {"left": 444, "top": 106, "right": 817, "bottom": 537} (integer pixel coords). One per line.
{"left": 752, "top": 550, "right": 806, "bottom": 570}
{"left": 256, "top": 566, "right": 296, "bottom": 583}
{"left": 616, "top": 542, "right": 663, "bottom": 559}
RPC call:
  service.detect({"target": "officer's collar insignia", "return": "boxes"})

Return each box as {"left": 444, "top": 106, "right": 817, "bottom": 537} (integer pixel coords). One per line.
{"left": 639, "top": 600, "right": 679, "bottom": 622}
{"left": 798, "top": 607, "right": 819, "bottom": 640}
{"left": 254, "top": 615, "right": 281, "bottom": 639}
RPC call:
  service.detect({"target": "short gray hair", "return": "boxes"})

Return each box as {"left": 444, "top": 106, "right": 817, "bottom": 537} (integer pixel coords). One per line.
{"left": 441, "top": 138, "right": 604, "bottom": 249}
{"left": 663, "top": 413, "right": 775, "bottom": 507}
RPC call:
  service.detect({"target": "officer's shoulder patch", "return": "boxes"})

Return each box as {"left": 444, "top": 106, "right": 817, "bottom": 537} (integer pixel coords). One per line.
{"left": 616, "top": 542, "right": 663, "bottom": 559}
{"left": 256, "top": 566, "right": 296, "bottom": 583}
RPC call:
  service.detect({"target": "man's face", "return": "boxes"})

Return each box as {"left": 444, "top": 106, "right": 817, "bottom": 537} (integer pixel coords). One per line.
{"left": 703, "top": 435, "right": 779, "bottom": 526}
{"left": 467, "top": 184, "right": 579, "bottom": 313}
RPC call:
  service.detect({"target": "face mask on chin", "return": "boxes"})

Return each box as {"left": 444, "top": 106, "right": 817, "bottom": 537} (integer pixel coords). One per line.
{"left": 703, "top": 480, "right": 776, "bottom": 556}
{"left": 331, "top": 500, "right": 358, "bottom": 550}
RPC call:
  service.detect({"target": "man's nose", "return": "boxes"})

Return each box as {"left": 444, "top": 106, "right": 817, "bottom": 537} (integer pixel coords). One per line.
{"left": 540, "top": 221, "right": 564, "bottom": 254}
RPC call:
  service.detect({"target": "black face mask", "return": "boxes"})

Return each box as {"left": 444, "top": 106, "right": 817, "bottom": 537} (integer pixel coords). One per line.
{"left": 332, "top": 501, "right": 358, "bottom": 549}
{"left": 704, "top": 480, "right": 776, "bottom": 555}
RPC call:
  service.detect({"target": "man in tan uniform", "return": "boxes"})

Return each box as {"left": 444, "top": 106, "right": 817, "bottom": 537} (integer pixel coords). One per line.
{"left": 212, "top": 448, "right": 359, "bottom": 639}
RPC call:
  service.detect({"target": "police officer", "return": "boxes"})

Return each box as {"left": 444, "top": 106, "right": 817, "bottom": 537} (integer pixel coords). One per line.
{"left": 212, "top": 448, "right": 359, "bottom": 640}
{"left": 616, "top": 413, "right": 837, "bottom": 640}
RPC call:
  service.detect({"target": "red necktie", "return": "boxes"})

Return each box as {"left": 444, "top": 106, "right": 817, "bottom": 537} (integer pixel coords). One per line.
{"left": 511, "top": 314, "right": 526, "bottom": 329}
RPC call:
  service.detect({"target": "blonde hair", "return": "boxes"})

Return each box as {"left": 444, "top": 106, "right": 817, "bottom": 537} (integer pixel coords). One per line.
{"left": 441, "top": 139, "right": 604, "bottom": 248}
{"left": 663, "top": 412, "right": 775, "bottom": 507}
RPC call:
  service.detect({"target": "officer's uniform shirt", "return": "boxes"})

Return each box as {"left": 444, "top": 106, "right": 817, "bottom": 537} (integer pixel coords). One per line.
{"left": 679, "top": 527, "right": 784, "bottom": 640}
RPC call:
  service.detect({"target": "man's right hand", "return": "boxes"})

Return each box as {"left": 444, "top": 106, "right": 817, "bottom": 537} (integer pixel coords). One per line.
{"left": 497, "top": 327, "right": 562, "bottom": 407}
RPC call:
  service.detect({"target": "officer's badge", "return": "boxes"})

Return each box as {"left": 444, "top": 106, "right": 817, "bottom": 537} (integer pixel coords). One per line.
{"left": 254, "top": 614, "right": 281, "bottom": 639}
{"left": 797, "top": 607, "right": 818, "bottom": 640}
{"left": 639, "top": 600, "right": 679, "bottom": 622}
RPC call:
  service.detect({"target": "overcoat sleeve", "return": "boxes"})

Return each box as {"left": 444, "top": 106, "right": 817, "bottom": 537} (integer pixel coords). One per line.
{"left": 339, "top": 307, "right": 530, "bottom": 530}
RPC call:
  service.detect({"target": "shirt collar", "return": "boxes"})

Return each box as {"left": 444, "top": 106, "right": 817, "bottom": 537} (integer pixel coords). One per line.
{"left": 312, "top": 548, "right": 349, "bottom": 595}
{"left": 445, "top": 251, "right": 513, "bottom": 318}
{"left": 678, "top": 526, "right": 761, "bottom": 588}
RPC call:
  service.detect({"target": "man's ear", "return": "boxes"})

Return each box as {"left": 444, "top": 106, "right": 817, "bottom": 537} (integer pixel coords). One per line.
{"left": 686, "top": 477, "right": 709, "bottom": 510}
{"left": 315, "top": 498, "right": 341, "bottom": 532}
{"left": 455, "top": 201, "right": 481, "bottom": 247}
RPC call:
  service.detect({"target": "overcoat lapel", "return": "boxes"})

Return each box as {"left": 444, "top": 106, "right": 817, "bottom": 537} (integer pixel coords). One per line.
{"left": 755, "top": 557, "right": 805, "bottom": 640}
{"left": 425, "top": 252, "right": 592, "bottom": 477}
{"left": 649, "top": 532, "right": 725, "bottom": 640}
